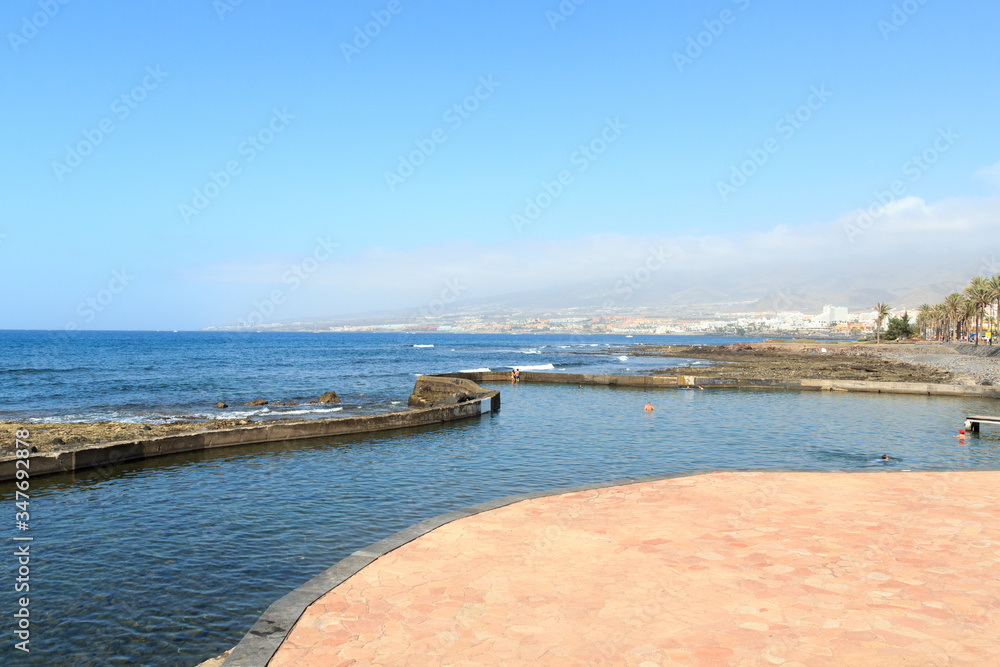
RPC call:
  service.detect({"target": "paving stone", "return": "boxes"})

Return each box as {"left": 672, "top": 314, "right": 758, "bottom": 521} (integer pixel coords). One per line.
{"left": 268, "top": 471, "right": 1000, "bottom": 665}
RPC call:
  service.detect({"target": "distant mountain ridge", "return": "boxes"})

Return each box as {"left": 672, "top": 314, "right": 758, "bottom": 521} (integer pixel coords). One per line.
{"left": 226, "top": 275, "right": 972, "bottom": 330}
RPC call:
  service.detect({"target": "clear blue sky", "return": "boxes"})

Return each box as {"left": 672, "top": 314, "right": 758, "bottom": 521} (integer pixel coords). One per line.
{"left": 2, "top": 0, "right": 998, "bottom": 329}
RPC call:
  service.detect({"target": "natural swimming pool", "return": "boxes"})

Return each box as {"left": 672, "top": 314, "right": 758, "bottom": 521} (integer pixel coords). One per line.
{"left": 4, "top": 383, "right": 999, "bottom": 665}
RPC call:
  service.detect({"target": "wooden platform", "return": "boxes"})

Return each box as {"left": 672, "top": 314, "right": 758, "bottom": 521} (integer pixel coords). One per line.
{"left": 964, "top": 415, "right": 1000, "bottom": 432}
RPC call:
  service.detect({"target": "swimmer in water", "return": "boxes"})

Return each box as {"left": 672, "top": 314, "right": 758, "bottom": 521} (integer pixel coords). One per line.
{"left": 880, "top": 454, "right": 889, "bottom": 461}
{"left": 644, "top": 402, "right": 654, "bottom": 412}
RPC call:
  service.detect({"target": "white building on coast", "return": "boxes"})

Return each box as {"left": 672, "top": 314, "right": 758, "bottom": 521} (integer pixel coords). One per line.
{"left": 814, "top": 305, "right": 850, "bottom": 325}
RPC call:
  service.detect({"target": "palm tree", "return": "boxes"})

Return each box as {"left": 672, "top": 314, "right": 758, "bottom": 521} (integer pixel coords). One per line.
{"left": 966, "top": 298, "right": 978, "bottom": 339}
{"left": 989, "top": 274, "right": 1000, "bottom": 342}
{"left": 943, "top": 293, "right": 964, "bottom": 341}
{"left": 934, "top": 304, "right": 948, "bottom": 341}
{"left": 964, "top": 278, "right": 992, "bottom": 345}
{"left": 917, "top": 303, "right": 933, "bottom": 340}
{"left": 873, "top": 302, "right": 892, "bottom": 344}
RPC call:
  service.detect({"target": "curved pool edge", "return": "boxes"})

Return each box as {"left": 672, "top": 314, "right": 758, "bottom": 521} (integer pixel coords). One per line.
{"left": 216, "top": 465, "right": 1000, "bottom": 667}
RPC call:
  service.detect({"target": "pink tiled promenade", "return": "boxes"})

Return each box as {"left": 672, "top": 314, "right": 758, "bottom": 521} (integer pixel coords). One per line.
{"left": 271, "top": 472, "right": 1000, "bottom": 665}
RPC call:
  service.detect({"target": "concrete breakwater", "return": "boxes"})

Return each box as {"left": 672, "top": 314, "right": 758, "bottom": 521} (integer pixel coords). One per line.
{"left": 953, "top": 343, "right": 1000, "bottom": 358}
{"left": 0, "top": 377, "right": 500, "bottom": 482}
{"left": 444, "top": 370, "right": 1000, "bottom": 398}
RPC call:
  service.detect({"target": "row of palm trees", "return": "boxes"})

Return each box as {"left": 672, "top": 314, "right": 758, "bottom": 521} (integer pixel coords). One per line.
{"left": 907, "top": 275, "right": 1000, "bottom": 345}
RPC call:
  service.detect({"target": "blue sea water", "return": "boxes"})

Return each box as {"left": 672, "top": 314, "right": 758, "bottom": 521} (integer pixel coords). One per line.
{"left": 0, "top": 331, "right": 738, "bottom": 423}
{"left": 2, "top": 331, "right": 999, "bottom": 666}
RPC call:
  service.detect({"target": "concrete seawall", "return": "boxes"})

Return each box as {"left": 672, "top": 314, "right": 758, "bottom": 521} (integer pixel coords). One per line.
{"left": 443, "top": 370, "right": 1000, "bottom": 398}
{"left": 954, "top": 343, "right": 1000, "bottom": 359}
{"left": 0, "top": 390, "right": 500, "bottom": 482}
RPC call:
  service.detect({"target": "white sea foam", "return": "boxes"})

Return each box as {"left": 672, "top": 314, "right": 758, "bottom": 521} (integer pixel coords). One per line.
{"left": 411, "top": 344, "right": 434, "bottom": 348}
{"left": 520, "top": 349, "right": 541, "bottom": 354}
{"left": 459, "top": 368, "right": 491, "bottom": 373}
{"left": 279, "top": 407, "right": 344, "bottom": 416}
{"left": 618, "top": 356, "right": 628, "bottom": 361}
{"left": 510, "top": 363, "right": 555, "bottom": 371}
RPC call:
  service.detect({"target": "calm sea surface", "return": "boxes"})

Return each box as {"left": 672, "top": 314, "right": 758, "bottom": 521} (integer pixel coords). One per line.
{"left": 2, "top": 332, "right": 998, "bottom": 666}
{"left": 0, "top": 331, "right": 731, "bottom": 423}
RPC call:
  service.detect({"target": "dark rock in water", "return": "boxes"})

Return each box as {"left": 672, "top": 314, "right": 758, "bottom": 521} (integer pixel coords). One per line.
{"left": 317, "top": 391, "right": 340, "bottom": 404}
{"left": 286, "top": 400, "right": 298, "bottom": 406}
{"left": 408, "top": 376, "right": 485, "bottom": 408}
{"left": 430, "top": 392, "right": 471, "bottom": 407}
{"left": 306, "top": 400, "right": 318, "bottom": 404}
{"left": 244, "top": 399, "right": 268, "bottom": 406}
{"left": 216, "top": 402, "right": 228, "bottom": 409}
{"left": 271, "top": 401, "right": 284, "bottom": 406}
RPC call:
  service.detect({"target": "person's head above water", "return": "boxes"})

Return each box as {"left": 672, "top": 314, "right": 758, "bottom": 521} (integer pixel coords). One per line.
{"left": 881, "top": 454, "right": 889, "bottom": 461}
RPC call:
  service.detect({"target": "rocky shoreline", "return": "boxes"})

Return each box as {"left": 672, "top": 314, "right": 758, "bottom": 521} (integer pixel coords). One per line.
{"left": 0, "top": 377, "right": 500, "bottom": 481}
{"left": 879, "top": 344, "right": 1000, "bottom": 386}
{"left": 0, "top": 417, "right": 302, "bottom": 458}
{"left": 0, "top": 389, "right": 344, "bottom": 458}
{"left": 632, "top": 340, "right": 975, "bottom": 385}
{"left": 0, "top": 380, "right": 488, "bottom": 461}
